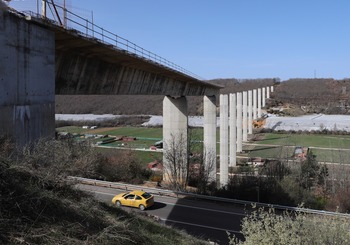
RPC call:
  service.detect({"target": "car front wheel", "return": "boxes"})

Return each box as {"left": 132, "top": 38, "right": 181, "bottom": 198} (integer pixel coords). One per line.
{"left": 139, "top": 204, "right": 145, "bottom": 211}
{"left": 116, "top": 201, "right": 121, "bottom": 207}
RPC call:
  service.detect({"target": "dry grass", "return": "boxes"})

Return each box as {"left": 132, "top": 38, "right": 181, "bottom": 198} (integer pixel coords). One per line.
{"left": 0, "top": 138, "right": 208, "bottom": 245}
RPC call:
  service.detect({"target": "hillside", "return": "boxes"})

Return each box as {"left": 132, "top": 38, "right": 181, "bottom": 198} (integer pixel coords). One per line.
{"left": 56, "top": 78, "right": 350, "bottom": 116}
{"left": 271, "top": 78, "right": 350, "bottom": 115}
{"left": 0, "top": 139, "right": 208, "bottom": 244}
{"left": 55, "top": 78, "right": 275, "bottom": 116}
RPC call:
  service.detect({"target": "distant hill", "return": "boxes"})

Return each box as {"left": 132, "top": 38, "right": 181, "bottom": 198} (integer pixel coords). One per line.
{"left": 272, "top": 78, "right": 350, "bottom": 115}
{"left": 55, "top": 78, "right": 350, "bottom": 116}
{"left": 55, "top": 78, "right": 275, "bottom": 115}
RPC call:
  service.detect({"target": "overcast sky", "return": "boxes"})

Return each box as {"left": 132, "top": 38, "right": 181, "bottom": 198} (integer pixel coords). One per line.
{"left": 8, "top": 0, "right": 350, "bottom": 81}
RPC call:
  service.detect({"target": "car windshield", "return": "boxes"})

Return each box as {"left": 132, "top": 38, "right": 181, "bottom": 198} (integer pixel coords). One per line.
{"left": 122, "top": 192, "right": 130, "bottom": 197}
{"left": 141, "top": 192, "right": 152, "bottom": 199}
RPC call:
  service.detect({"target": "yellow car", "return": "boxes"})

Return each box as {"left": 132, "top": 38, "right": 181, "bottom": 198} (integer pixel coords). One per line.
{"left": 112, "top": 190, "right": 154, "bottom": 210}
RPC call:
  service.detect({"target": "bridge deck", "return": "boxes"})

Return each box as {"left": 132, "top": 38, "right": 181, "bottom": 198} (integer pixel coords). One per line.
{"left": 25, "top": 12, "right": 222, "bottom": 96}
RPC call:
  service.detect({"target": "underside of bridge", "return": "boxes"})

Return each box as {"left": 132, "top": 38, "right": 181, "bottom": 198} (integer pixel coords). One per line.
{"left": 52, "top": 26, "right": 220, "bottom": 96}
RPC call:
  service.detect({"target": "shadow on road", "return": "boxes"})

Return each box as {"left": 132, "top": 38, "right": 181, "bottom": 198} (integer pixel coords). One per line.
{"left": 148, "top": 201, "right": 166, "bottom": 210}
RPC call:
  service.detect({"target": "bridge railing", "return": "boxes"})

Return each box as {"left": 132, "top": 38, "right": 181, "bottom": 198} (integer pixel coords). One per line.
{"left": 23, "top": 1, "right": 202, "bottom": 80}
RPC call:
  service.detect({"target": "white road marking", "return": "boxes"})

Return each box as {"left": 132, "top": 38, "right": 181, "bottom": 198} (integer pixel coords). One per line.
{"left": 160, "top": 218, "right": 241, "bottom": 234}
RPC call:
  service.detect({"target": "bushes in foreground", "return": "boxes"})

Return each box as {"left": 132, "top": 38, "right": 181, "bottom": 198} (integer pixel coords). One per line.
{"left": 0, "top": 138, "right": 206, "bottom": 244}
{"left": 229, "top": 206, "right": 350, "bottom": 245}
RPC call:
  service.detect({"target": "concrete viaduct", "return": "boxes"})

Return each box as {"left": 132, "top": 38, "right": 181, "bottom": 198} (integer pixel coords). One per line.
{"left": 0, "top": 7, "right": 273, "bottom": 186}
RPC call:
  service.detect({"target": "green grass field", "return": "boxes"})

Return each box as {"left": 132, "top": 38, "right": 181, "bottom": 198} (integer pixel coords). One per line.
{"left": 57, "top": 126, "right": 350, "bottom": 164}
{"left": 256, "top": 133, "right": 350, "bottom": 148}
{"left": 248, "top": 133, "right": 350, "bottom": 163}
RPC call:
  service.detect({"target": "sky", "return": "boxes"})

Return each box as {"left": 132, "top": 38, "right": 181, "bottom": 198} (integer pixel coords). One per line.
{"left": 7, "top": 0, "right": 350, "bottom": 81}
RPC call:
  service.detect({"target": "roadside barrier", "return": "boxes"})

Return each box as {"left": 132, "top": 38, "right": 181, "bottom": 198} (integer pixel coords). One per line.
{"left": 69, "top": 176, "right": 350, "bottom": 218}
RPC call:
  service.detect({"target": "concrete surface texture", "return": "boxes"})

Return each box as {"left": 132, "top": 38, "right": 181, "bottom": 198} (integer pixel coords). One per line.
{"left": 229, "top": 93, "right": 237, "bottom": 167}
{"left": 248, "top": 90, "right": 253, "bottom": 134}
{"left": 0, "top": 10, "right": 55, "bottom": 146}
{"left": 203, "top": 95, "right": 217, "bottom": 181}
{"left": 219, "top": 94, "right": 229, "bottom": 186}
{"left": 242, "top": 91, "right": 248, "bottom": 142}
{"left": 257, "top": 88, "right": 262, "bottom": 118}
{"left": 162, "top": 96, "right": 188, "bottom": 182}
{"left": 236, "top": 92, "right": 243, "bottom": 152}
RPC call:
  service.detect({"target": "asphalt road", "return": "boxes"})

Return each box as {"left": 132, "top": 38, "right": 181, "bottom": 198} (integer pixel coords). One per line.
{"left": 78, "top": 184, "right": 248, "bottom": 244}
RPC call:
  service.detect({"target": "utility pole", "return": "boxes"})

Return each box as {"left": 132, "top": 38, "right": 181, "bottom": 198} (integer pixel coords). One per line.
{"left": 41, "top": 0, "right": 46, "bottom": 18}
{"left": 63, "top": 0, "right": 67, "bottom": 27}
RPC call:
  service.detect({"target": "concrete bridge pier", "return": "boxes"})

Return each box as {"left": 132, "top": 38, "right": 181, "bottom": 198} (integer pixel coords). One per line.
{"left": 262, "top": 87, "right": 266, "bottom": 107}
{"left": 248, "top": 90, "right": 253, "bottom": 134}
{"left": 253, "top": 89, "right": 257, "bottom": 120}
{"left": 267, "top": 86, "right": 270, "bottom": 99}
{"left": 242, "top": 91, "right": 248, "bottom": 142}
{"left": 257, "top": 88, "right": 262, "bottom": 118}
{"left": 229, "top": 93, "right": 237, "bottom": 167}
{"left": 162, "top": 96, "right": 188, "bottom": 184}
{"left": 219, "top": 94, "right": 229, "bottom": 186}
{"left": 203, "top": 95, "right": 217, "bottom": 182}
{"left": 236, "top": 92, "right": 243, "bottom": 153}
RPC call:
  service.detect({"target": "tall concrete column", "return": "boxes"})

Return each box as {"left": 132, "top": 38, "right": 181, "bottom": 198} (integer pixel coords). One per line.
{"left": 203, "top": 95, "right": 217, "bottom": 182}
{"left": 229, "top": 93, "right": 237, "bottom": 167}
{"left": 266, "top": 86, "right": 270, "bottom": 99}
{"left": 242, "top": 91, "right": 248, "bottom": 142}
{"left": 253, "top": 89, "right": 257, "bottom": 120}
{"left": 248, "top": 90, "right": 253, "bottom": 134}
{"left": 163, "top": 96, "right": 188, "bottom": 184}
{"left": 257, "top": 88, "right": 262, "bottom": 118}
{"left": 262, "top": 87, "right": 266, "bottom": 107}
{"left": 236, "top": 92, "right": 243, "bottom": 153}
{"left": 271, "top": 85, "right": 274, "bottom": 93}
{"left": 220, "top": 94, "right": 229, "bottom": 186}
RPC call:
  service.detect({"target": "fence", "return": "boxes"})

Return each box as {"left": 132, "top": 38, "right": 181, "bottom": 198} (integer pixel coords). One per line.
{"left": 21, "top": 1, "right": 202, "bottom": 80}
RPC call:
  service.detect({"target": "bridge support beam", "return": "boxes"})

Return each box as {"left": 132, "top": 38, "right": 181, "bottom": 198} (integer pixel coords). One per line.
{"left": 262, "top": 87, "right": 266, "bottom": 107}
{"left": 253, "top": 89, "right": 257, "bottom": 120}
{"left": 219, "top": 94, "right": 229, "bottom": 186}
{"left": 203, "top": 95, "right": 217, "bottom": 182}
{"left": 229, "top": 93, "right": 237, "bottom": 167}
{"left": 162, "top": 96, "right": 188, "bottom": 188}
{"left": 236, "top": 92, "right": 243, "bottom": 153}
{"left": 242, "top": 91, "right": 248, "bottom": 142}
{"left": 257, "top": 88, "right": 262, "bottom": 118}
{"left": 248, "top": 90, "right": 253, "bottom": 135}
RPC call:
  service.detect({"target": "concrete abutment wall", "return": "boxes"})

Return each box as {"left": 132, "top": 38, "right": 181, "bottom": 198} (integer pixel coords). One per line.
{"left": 0, "top": 11, "right": 55, "bottom": 146}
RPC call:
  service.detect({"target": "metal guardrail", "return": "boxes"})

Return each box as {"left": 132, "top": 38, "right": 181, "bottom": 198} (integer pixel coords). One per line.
{"left": 21, "top": 1, "right": 203, "bottom": 81}
{"left": 71, "top": 176, "right": 350, "bottom": 219}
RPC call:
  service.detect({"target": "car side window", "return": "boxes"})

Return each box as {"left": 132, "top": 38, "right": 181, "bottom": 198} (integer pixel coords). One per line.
{"left": 135, "top": 195, "right": 142, "bottom": 200}
{"left": 125, "top": 194, "right": 135, "bottom": 200}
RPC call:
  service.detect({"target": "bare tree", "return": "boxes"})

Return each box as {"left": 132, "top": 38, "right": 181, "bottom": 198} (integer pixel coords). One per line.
{"left": 193, "top": 148, "right": 217, "bottom": 193}
{"left": 162, "top": 131, "right": 189, "bottom": 191}
{"left": 188, "top": 128, "right": 217, "bottom": 192}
